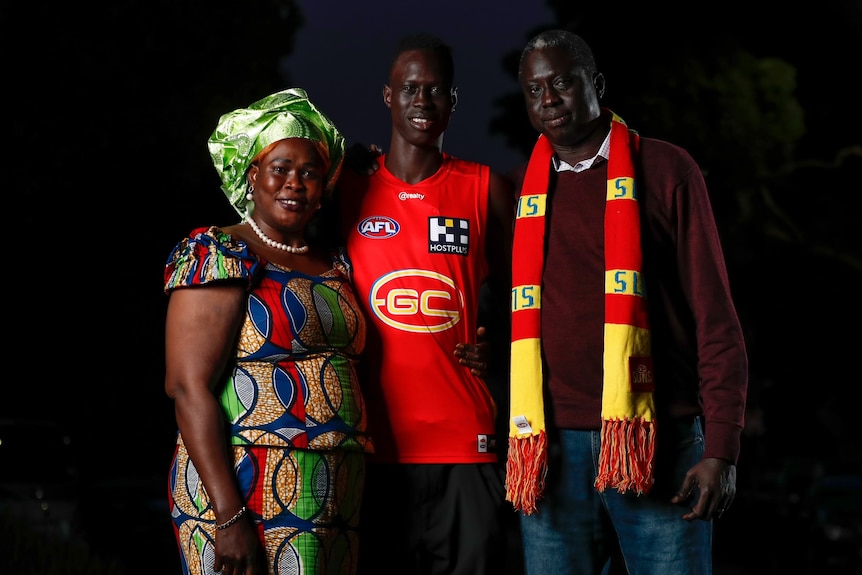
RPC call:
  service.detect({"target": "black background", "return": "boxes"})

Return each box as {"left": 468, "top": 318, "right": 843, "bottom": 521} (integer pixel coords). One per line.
{"left": 2, "top": 1, "right": 861, "bottom": 574}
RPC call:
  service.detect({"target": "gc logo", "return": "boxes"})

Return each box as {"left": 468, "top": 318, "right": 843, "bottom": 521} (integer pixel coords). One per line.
{"left": 369, "top": 269, "right": 463, "bottom": 333}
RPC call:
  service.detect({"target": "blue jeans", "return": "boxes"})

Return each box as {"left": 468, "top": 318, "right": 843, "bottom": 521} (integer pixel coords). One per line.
{"left": 520, "top": 418, "right": 712, "bottom": 575}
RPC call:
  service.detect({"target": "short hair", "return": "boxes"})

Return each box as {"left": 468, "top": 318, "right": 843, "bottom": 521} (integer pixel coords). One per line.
{"left": 518, "top": 30, "right": 598, "bottom": 80}
{"left": 390, "top": 32, "right": 455, "bottom": 86}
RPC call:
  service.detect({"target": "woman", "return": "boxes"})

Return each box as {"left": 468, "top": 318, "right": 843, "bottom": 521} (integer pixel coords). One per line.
{"left": 163, "top": 88, "right": 370, "bottom": 575}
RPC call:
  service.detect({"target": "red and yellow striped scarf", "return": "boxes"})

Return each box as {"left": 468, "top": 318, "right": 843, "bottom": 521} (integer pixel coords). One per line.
{"left": 506, "top": 111, "right": 656, "bottom": 515}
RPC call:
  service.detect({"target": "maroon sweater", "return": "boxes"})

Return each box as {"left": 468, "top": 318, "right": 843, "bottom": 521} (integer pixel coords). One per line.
{"left": 509, "top": 137, "right": 748, "bottom": 464}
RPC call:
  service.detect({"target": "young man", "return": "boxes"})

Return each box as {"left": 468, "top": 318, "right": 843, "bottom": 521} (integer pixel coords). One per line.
{"left": 338, "top": 32, "right": 514, "bottom": 575}
{"left": 505, "top": 30, "right": 748, "bottom": 574}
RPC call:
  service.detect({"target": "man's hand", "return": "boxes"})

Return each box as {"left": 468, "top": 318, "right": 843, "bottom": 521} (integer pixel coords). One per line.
{"left": 671, "top": 458, "right": 737, "bottom": 521}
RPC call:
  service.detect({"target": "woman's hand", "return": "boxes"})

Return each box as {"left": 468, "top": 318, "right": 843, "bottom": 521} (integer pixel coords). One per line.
{"left": 214, "top": 515, "right": 266, "bottom": 575}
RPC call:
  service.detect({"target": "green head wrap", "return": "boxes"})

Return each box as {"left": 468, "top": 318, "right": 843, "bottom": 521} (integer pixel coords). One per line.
{"left": 208, "top": 88, "right": 345, "bottom": 218}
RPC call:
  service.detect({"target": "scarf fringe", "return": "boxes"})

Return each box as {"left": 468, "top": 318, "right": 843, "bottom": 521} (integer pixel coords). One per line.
{"left": 595, "top": 418, "right": 656, "bottom": 494}
{"left": 505, "top": 432, "right": 548, "bottom": 515}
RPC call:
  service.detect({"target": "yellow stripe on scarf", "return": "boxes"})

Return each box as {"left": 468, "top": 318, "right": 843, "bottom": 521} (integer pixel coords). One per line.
{"left": 509, "top": 338, "right": 546, "bottom": 436}
{"left": 601, "top": 323, "right": 655, "bottom": 419}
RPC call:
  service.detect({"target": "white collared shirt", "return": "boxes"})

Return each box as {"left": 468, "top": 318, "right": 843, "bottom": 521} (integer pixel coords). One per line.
{"left": 552, "top": 130, "right": 612, "bottom": 173}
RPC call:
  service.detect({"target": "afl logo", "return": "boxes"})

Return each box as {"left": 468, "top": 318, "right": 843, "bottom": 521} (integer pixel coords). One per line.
{"left": 357, "top": 216, "right": 399, "bottom": 239}
{"left": 370, "top": 269, "right": 463, "bottom": 333}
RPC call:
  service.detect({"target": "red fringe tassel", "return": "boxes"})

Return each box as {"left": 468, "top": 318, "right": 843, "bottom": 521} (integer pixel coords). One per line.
{"left": 594, "top": 418, "right": 656, "bottom": 494}
{"left": 505, "top": 431, "right": 548, "bottom": 515}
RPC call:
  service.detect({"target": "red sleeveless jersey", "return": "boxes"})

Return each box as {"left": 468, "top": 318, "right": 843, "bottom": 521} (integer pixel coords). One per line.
{"left": 340, "top": 154, "right": 498, "bottom": 463}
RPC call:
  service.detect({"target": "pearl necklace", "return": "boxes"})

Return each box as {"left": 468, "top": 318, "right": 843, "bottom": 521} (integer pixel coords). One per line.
{"left": 245, "top": 217, "right": 309, "bottom": 254}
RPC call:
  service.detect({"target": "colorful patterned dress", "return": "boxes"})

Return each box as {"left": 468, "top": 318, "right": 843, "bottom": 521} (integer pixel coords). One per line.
{"left": 164, "top": 226, "right": 372, "bottom": 575}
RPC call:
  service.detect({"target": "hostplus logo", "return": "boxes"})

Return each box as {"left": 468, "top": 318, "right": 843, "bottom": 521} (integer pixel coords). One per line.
{"left": 428, "top": 217, "right": 469, "bottom": 255}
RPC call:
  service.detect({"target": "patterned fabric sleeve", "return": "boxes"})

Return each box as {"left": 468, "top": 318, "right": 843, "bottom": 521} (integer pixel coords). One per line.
{"left": 331, "top": 245, "right": 354, "bottom": 282}
{"left": 164, "top": 226, "right": 260, "bottom": 292}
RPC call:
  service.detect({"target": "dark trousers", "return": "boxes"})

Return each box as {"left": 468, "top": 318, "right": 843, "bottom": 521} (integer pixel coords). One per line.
{"left": 357, "top": 461, "right": 508, "bottom": 575}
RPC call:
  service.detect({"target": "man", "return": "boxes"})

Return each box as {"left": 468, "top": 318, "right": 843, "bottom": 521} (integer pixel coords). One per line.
{"left": 337, "top": 33, "right": 515, "bottom": 575}
{"left": 505, "top": 30, "right": 748, "bottom": 574}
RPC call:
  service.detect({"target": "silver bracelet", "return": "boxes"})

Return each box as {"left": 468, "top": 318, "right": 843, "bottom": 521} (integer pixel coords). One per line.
{"left": 215, "top": 506, "right": 247, "bottom": 530}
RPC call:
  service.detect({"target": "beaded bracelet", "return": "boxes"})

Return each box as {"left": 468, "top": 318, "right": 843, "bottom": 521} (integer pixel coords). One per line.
{"left": 215, "top": 506, "right": 247, "bottom": 530}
